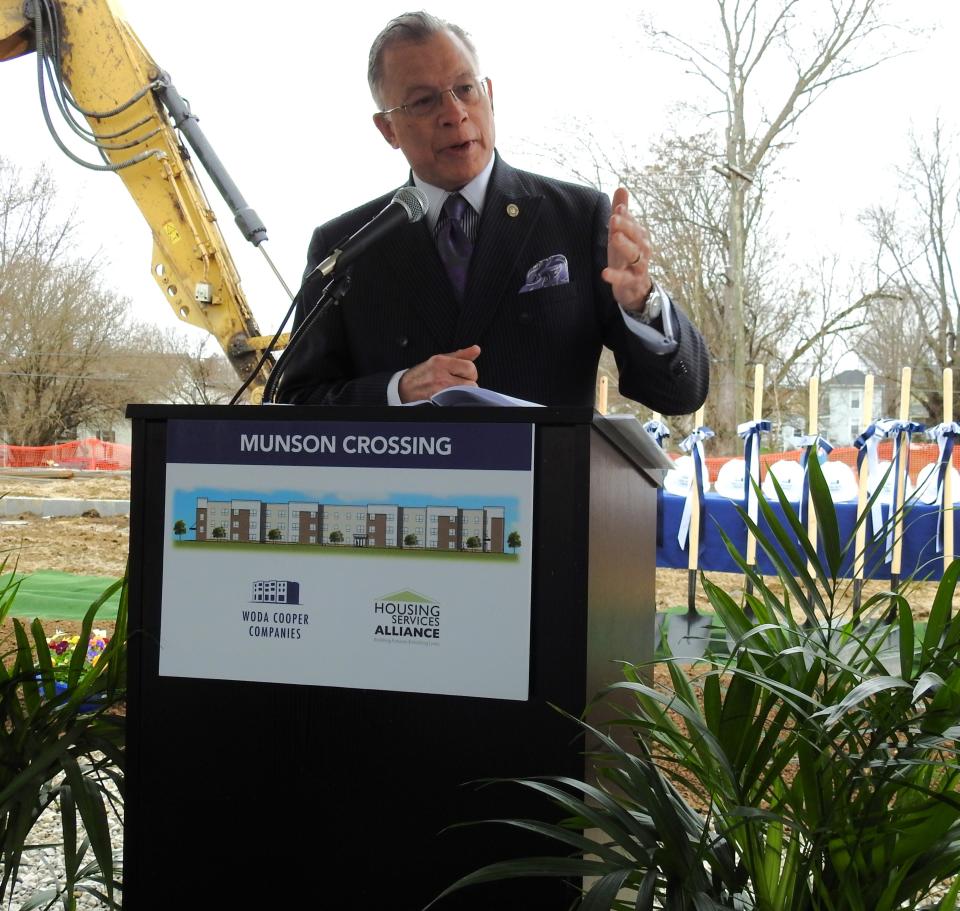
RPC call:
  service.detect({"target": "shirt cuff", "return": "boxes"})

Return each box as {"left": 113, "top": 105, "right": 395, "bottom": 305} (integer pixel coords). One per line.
{"left": 620, "top": 283, "right": 679, "bottom": 355}
{"left": 387, "top": 369, "right": 405, "bottom": 406}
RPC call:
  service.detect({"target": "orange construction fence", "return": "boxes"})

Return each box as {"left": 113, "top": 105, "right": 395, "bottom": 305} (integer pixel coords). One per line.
{"left": 3, "top": 438, "right": 956, "bottom": 480}
{"left": 695, "top": 441, "right": 960, "bottom": 484}
{"left": 0, "top": 438, "right": 131, "bottom": 471}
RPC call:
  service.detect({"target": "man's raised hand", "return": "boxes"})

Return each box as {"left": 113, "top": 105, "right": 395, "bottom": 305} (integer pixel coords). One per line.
{"left": 602, "top": 187, "right": 654, "bottom": 313}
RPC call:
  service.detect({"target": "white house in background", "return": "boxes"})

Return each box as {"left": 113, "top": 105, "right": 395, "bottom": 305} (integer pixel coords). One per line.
{"left": 73, "top": 420, "right": 132, "bottom": 446}
{"left": 822, "top": 370, "right": 885, "bottom": 445}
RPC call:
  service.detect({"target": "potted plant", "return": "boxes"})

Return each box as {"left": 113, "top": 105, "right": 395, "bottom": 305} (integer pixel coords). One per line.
{"left": 0, "top": 562, "right": 126, "bottom": 909}
{"left": 433, "top": 455, "right": 960, "bottom": 910}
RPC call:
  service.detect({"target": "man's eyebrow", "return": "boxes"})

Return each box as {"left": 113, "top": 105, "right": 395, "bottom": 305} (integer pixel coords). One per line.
{"left": 404, "top": 73, "right": 476, "bottom": 95}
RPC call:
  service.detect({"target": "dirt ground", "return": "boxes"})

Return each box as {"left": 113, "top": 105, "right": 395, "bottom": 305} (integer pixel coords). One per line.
{"left": 1, "top": 472, "right": 129, "bottom": 578}
{"left": 0, "top": 471, "right": 130, "bottom": 501}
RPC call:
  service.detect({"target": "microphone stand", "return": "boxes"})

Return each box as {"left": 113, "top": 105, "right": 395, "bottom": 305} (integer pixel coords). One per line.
{"left": 260, "top": 267, "right": 353, "bottom": 405}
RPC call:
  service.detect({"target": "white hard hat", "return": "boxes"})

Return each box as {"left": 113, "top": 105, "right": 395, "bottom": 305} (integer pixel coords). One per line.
{"left": 821, "top": 461, "right": 858, "bottom": 502}
{"left": 664, "top": 455, "right": 711, "bottom": 496}
{"left": 912, "top": 463, "right": 960, "bottom": 505}
{"left": 761, "top": 460, "right": 804, "bottom": 502}
{"left": 869, "top": 460, "right": 897, "bottom": 503}
{"left": 714, "top": 458, "right": 747, "bottom": 499}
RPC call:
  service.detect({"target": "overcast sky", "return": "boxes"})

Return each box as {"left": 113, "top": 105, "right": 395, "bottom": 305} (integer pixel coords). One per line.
{"left": 2, "top": 0, "right": 958, "bottom": 354}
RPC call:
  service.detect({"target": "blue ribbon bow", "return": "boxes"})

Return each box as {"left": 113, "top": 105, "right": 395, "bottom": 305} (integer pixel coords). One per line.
{"left": 644, "top": 420, "right": 670, "bottom": 546}
{"left": 926, "top": 422, "right": 960, "bottom": 552}
{"left": 797, "top": 434, "right": 833, "bottom": 527}
{"left": 677, "top": 427, "right": 715, "bottom": 553}
{"left": 643, "top": 420, "right": 671, "bottom": 447}
{"left": 854, "top": 421, "right": 889, "bottom": 541}
{"left": 883, "top": 419, "right": 925, "bottom": 562}
{"left": 737, "top": 419, "right": 771, "bottom": 527}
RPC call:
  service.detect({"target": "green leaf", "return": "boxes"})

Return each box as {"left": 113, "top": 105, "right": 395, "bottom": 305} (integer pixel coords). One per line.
{"left": 425, "top": 856, "right": 617, "bottom": 908}
{"left": 897, "top": 600, "right": 915, "bottom": 679}
{"left": 813, "top": 676, "right": 912, "bottom": 726}
{"left": 31, "top": 619, "right": 55, "bottom": 683}
{"left": 60, "top": 782, "right": 78, "bottom": 901}
{"left": 923, "top": 559, "right": 960, "bottom": 669}
{"left": 754, "top": 470, "right": 831, "bottom": 600}
{"left": 12, "top": 619, "right": 41, "bottom": 715}
{"left": 807, "top": 452, "right": 843, "bottom": 580}
{"left": 580, "top": 867, "right": 632, "bottom": 911}
{"left": 912, "top": 671, "right": 945, "bottom": 702}
{"left": 702, "top": 673, "right": 721, "bottom": 734}
{"left": 62, "top": 755, "right": 113, "bottom": 902}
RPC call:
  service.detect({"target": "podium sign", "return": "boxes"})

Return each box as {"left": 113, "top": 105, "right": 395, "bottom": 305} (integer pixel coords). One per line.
{"left": 125, "top": 404, "right": 659, "bottom": 910}
{"left": 160, "top": 418, "right": 535, "bottom": 700}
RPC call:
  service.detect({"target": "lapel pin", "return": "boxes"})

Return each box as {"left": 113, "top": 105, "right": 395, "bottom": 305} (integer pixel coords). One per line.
{"left": 506, "top": 203, "right": 520, "bottom": 218}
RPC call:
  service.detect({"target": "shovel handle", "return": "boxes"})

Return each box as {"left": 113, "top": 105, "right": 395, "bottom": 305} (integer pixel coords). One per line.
{"left": 854, "top": 375, "right": 874, "bottom": 583}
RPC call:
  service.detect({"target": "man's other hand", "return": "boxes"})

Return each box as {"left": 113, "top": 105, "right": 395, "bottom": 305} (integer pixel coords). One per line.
{"left": 398, "top": 345, "right": 481, "bottom": 402}
{"left": 602, "top": 187, "right": 654, "bottom": 313}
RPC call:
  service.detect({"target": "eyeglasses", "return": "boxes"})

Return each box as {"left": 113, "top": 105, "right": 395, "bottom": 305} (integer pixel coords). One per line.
{"left": 379, "top": 76, "right": 489, "bottom": 119}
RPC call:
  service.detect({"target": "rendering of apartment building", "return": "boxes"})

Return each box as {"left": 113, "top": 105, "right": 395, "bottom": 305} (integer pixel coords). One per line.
{"left": 194, "top": 497, "right": 506, "bottom": 552}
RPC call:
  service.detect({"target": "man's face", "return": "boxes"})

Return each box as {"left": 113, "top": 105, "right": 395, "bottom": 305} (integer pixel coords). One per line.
{"left": 373, "top": 30, "right": 495, "bottom": 191}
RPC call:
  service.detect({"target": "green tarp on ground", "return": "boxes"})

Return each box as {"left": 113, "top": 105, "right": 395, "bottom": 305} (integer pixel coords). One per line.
{"left": 0, "top": 571, "right": 122, "bottom": 620}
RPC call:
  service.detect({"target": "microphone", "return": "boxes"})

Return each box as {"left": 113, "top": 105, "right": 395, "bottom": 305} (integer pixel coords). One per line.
{"left": 311, "top": 186, "right": 429, "bottom": 278}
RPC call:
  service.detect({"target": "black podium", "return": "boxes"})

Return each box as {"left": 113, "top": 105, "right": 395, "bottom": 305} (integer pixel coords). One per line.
{"left": 124, "top": 405, "right": 661, "bottom": 910}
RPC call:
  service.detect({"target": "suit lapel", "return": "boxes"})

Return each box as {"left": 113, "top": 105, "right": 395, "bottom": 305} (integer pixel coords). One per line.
{"left": 455, "top": 159, "right": 542, "bottom": 347}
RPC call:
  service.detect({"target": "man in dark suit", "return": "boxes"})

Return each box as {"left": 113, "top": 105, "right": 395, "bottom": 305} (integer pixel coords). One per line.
{"left": 277, "top": 12, "right": 709, "bottom": 413}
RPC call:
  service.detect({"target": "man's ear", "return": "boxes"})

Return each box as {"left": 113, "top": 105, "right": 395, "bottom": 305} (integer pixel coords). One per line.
{"left": 485, "top": 77, "right": 494, "bottom": 112}
{"left": 373, "top": 113, "right": 401, "bottom": 149}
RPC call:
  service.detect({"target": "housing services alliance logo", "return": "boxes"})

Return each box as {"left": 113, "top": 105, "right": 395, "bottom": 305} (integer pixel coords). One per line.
{"left": 373, "top": 590, "right": 440, "bottom": 644}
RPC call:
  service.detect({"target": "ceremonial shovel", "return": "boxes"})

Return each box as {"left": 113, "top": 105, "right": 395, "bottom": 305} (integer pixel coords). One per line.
{"left": 852, "top": 374, "right": 875, "bottom": 617}
{"left": 667, "top": 407, "right": 712, "bottom": 660}
{"left": 872, "top": 368, "right": 913, "bottom": 672}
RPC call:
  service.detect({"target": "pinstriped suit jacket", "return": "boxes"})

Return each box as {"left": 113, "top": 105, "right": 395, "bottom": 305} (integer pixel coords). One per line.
{"left": 277, "top": 155, "right": 709, "bottom": 413}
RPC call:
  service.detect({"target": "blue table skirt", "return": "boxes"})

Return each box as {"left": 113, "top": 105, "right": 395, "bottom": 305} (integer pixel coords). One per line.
{"left": 655, "top": 492, "right": 958, "bottom": 581}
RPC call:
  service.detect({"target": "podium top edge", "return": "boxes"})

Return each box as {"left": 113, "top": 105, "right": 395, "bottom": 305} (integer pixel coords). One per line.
{"left": 124, "top": 403, "right": 596, "bottom": 425}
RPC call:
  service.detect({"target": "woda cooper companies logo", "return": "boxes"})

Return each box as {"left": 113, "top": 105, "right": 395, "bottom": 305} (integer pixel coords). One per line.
{"left": 373, "top": 590, "right": 440, "bottom": 643}
{"left": 241, "top": 579, "right": 309, "bottom": 641}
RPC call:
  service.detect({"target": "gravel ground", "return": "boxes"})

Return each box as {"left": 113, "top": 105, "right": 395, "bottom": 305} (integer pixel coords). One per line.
{"left": 5, "top": 758, "right": 122, "bottom": 909}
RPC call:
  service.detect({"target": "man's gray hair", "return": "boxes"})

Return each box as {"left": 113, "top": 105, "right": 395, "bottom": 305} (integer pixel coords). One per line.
{"left": 368, "top": 11, "right": 480, "bottom": 109}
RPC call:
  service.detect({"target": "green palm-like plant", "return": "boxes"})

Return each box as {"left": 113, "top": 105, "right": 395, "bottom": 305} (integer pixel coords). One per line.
{"left": 433, "top": 455, "right": 960, "bottom": 910}
{"left": 0, "top": 563, "right": 126, "bottom": 909}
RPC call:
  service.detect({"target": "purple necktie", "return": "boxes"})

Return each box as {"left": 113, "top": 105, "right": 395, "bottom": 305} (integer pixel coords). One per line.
{"left": 435, "top": 193, "right": 473, "bottom": 301}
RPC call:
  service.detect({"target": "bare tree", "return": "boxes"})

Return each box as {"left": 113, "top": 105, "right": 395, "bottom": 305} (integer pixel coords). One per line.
{"left": 651, "top": 0, "right": 894, "bottom": 428}
{"left": 143, "top": 331, "right": 237, "bottom": 405}
{"left": 593, "top": 134, "right": 876, "bottom": 449}
{"left": 0, "top": 159, "right": 156, "bottom": 444}
{"left": 859, "top": 121, "right": 959, "bottom": 421}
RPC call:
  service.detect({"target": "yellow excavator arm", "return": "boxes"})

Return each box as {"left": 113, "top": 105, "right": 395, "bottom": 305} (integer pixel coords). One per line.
{"left": 2, "top": 0, "right": 284, "bottom": 401}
